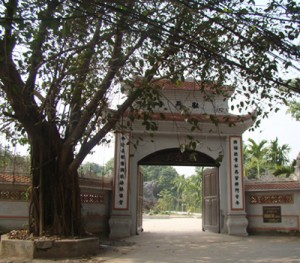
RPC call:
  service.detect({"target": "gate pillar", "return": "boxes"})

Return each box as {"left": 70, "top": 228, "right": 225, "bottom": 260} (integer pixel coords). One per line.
{"left": 109, "top": 132, "right": 132, "bottom": 238}
{"left": 226, "top": 136, "right": 248, "bottom": 236}
{"left": 109, "top": 214, "right": 132, "bottom": 238}
{"left": 226, "top": 213, "right": 248, "bottom": 236}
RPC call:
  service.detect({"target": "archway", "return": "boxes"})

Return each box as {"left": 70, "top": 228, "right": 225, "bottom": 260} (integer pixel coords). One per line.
{"left": 137, "top": 148, "right": 220, "bottom": 234}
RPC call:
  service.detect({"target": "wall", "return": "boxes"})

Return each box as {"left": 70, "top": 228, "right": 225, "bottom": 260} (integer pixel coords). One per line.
{"left": 0, "top": 174, "right": 113, "bottom": 236}
{"left": 245, "top": 178, "right": 300, "bottom": 233}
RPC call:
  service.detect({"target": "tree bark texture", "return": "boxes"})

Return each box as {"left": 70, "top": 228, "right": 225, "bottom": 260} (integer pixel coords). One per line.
{"left": 29, "top": 135, "right": 82, "bottom": 236}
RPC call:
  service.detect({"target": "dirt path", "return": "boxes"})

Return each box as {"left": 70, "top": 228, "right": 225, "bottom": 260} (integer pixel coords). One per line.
{"left": 1, "top": 217, "right": 300, "bottom": 262}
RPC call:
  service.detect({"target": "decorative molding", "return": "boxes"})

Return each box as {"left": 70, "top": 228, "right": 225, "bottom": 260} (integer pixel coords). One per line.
{"left": 245, "top": 182, "right": 300, "bottom": 191}
{"left": 0, "top": 190, "right": 106, "bottom": 204}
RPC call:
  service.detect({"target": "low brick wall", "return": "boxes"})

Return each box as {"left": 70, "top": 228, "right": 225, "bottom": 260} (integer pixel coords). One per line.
{"left": 0, "top": 174, "right": 112, "bottom": 236}
{"left": 245, "top": 179, "right": 300, "bottom": 233}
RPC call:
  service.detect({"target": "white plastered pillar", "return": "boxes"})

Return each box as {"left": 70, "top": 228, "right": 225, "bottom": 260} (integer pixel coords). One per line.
{"left": 226, "top": 136, "right": 248, "bottom": 236}
{"left": 109, "top": 132, "right": 132, "bottom": 238}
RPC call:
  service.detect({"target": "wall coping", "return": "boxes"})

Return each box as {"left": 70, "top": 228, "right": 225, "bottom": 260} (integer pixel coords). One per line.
{"left": 245, "top": 180, "right": 300, "bottom": 191}
{"left": 0, "top": 173, "right": 113, "bottom": 190}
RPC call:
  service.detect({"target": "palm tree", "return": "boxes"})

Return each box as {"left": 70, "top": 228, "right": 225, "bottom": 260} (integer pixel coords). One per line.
{"left": 267, "top": 137, "right": 291, "bottom": 170}
{"left": 246, "top": 139, "right": 268, "bottom": 178}
{"left": 172, "top": 175, "right": 187, "bottom": 211}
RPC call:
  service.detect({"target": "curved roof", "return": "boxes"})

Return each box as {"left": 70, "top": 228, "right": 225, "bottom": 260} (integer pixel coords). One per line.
{"left": 125, "top": 111, "right": 255, "bottom": 125}
{"left": 132, "top": 78, "right": 234, "bottom": 94}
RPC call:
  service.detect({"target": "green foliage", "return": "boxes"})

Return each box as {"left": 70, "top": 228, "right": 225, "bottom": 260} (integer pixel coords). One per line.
{"left": 1, "top": 0, "right": 300, "bottom": 236}
{"left": 1, "top": 0, "right": 299, "bottom": 157}
{"left": 266, "top": 137, "right": 291, "bottom": 170}
{"left": 287, "top": 100, "right": 300, "bottom": 121}
{"left": 155, "top": 189, "right": 174, "bottom": 212}
{"left": 0, "top": 145, "right": 30, "bottom": 174}
{"left": 143, "top": 165, "right": 178, "bottom": 198}
{"left": 104, "top": 158, "right": 114, "bottom": 176}
{"left": 144, "top": 165, "right": 202, "bottom": 213}
{"left": 79, "top": 162, "right": 104, "bottom": 177}
{"left": 181, "top": 169, "right": 203, "bottom": 213}
{"left": 244, "top": 139, "right": 268, "bottom": 178}
{"left": 244, "top": 138, "right": 293, "bottom": 179}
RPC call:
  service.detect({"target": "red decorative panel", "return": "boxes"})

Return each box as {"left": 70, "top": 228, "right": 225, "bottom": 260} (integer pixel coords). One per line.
{"left": 80, "top": 193, "right": 105, "bottom": 204}
{"left": 0, "top": 190, "right": 27, "bottom": 201}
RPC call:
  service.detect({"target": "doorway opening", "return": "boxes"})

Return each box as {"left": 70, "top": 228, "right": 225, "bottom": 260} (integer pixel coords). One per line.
{"left": 137, "top": 148, "right": 220, "bottom": 234}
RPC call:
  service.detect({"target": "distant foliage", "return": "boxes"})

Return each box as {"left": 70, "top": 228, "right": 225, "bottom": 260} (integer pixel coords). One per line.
{"left": 79, "top": 162, "right": 105, "bottom": 177}
{"left": 287, "top": 100, "right": 300, "bottom": 121}
{"left": 244, "top": 138, "right": 293, "bottom": 179}
{"left": 0, "top": 145, "right": 30, "bottom": 175}
{"left": 143, "top": 165, "right": 203, "bottom": 213}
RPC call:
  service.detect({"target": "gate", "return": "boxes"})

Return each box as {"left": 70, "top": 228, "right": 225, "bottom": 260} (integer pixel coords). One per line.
{"left": 202, "top": 167, "right": 220, "bottom": 233}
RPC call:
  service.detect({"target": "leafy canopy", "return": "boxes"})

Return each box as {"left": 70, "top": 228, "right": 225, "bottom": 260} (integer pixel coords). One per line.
{"left": 0, "top": 0, "right": 299, "bottom": 170}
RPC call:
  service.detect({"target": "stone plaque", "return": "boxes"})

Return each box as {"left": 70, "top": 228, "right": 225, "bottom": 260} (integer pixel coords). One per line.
{"left": 263, "top": 206, "right": 281, "bottom": 223}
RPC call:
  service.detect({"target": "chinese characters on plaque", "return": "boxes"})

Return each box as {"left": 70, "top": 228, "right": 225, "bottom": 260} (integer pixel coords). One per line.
{"left": 113, "top": 132, "right": 130, "bottom": 210}
{"left": 230, "top": 136, "right": 244, "bottom": 210}
{"left": 249, "top": 194, "right": 293, "bottom": 204}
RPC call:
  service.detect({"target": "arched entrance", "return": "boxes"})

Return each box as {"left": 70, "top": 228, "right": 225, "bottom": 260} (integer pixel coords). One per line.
{"left": 109, "top": 79, "right": 254, "bottom": 238}
{"left": 137, "top": 148, "right": 220, "bottom": 234}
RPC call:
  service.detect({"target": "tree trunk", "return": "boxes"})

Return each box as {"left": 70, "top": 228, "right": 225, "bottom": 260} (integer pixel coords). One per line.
{"left": 28, "top": 135, "right": 82, "bottom": 237}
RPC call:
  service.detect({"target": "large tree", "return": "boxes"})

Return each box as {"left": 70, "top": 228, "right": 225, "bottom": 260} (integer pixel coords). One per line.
{"left": 0, "top": 0, "right": 299, "bottom": 236}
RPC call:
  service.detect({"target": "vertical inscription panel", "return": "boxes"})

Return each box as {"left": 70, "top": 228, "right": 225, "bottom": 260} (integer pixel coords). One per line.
{"left": 113, "top": 132, "right": 130, "bottom": 210}
{"left": 229, "top": 136, "right": 244, "bottom": 210}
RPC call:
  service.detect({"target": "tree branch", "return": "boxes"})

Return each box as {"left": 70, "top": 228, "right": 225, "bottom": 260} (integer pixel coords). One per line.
{"left": 25, "top": 0, "right": 60, "bottom": 91}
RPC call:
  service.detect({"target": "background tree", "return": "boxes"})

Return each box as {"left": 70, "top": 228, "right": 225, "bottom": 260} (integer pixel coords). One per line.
{"left": 172, "top": 174, "right": 186, "bottom": 211}
{"left": 267, "top": 137, "right": 291, "bottom": 170}
{"left": 79, "top": 162, "right": 104, "bottom": 177}
{"left": 286, "top": 78, "right": 300, "bottom": 121}
{"left": 243, "top": 144, "right": 256, "bottom": 178}
{"left": 155, "top": 189, "right": 174, "bottom": 213}
{"left": 244, "top": 138, "right": 293, "bottom": 178}
{"left": 0, "top": 144, "right": 30, "bottom": 174}
{"left": 1, "top": 0, "right": 299, "bottom": 236}
{"left": 142, "top": 165, "right": 178, "bottom": 198}
{"left": 245, "top": 139, "right": 268, "bottom": 178}
{"left": 287, "top": 100, "right": 300, "bottom": 121}
{"left": 104, "top": 157, "right": 114, "bottom": 176}
{"left": 182, "top": 167, "right": 203, "bottom": 213}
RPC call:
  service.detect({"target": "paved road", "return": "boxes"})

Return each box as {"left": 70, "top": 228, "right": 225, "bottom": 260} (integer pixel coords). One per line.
{"left": 1, "top": 217, "right": 300, "bottom": 262}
